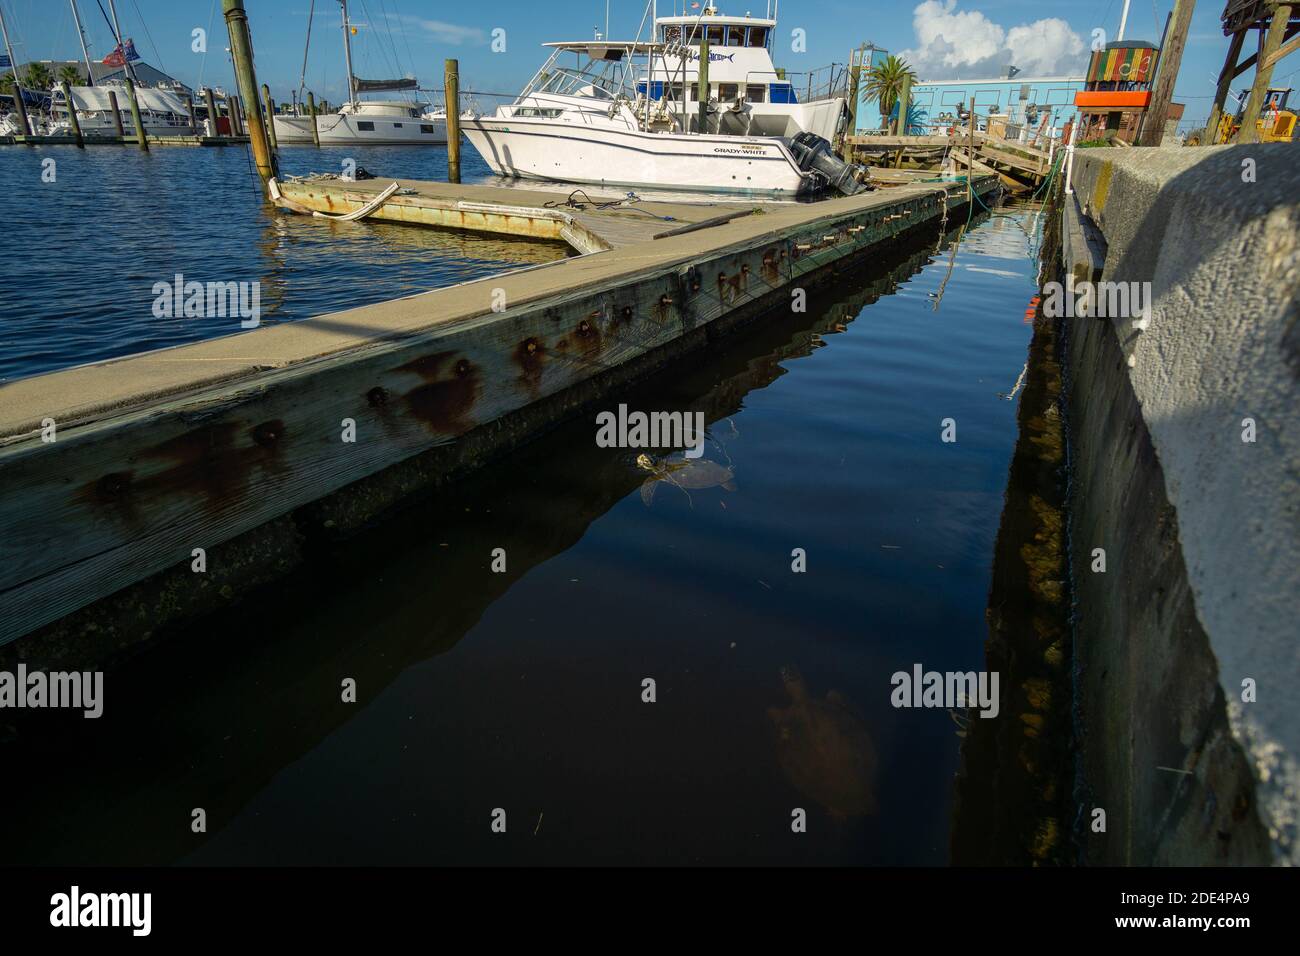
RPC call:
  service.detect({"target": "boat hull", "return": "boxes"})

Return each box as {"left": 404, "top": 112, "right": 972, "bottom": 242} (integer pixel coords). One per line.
{"left": 462, "top": 118, "right": 811, "bottom": 195}
{"left": 273, "top": 113, "right": 447, "bottom": 145}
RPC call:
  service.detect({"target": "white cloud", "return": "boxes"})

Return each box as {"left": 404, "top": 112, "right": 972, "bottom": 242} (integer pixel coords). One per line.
{"left": 899, "top": 1, "right": 1086, "bottom": 79}
{"left": 392, "top": 16, "right": 487, "bottom": 46}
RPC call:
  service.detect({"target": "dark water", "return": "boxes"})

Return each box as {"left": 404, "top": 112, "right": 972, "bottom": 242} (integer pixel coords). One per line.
{"left": 0, "top": 164, "right": 1041, "bottom": 863}
{"left": 0, "top": 144, "right": 560, "bottom": 382}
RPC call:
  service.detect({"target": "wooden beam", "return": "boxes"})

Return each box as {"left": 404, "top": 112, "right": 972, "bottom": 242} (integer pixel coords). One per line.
{"left": 1139, "top": 0, "right": 1196, "bottom": 146}
{"left": 1239, "top": 4, "right": 1295, "bottom": 143}
{"left": 1262, "top": 29, "right": 1300, "bottom": 69}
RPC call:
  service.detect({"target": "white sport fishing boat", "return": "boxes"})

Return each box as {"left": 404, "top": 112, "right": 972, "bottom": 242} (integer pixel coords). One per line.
{"left": 461, "top": 5, "right": 866, "bottom": 196}
{"left": 642, "top": 5, "right": 848, "bottom": 140}
{"left": 273, "top": 0, "right": 446, "bottom": 145}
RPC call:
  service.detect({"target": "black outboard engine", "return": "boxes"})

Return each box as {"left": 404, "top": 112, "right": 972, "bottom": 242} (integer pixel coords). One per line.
{"left": 788, "top": 132, "right": 873, "bottom": 196}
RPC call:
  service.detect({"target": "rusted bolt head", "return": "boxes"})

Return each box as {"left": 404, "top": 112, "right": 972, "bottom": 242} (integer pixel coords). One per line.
{"left": 252, "top": 421, "right": 281, "bottom": 448}
{"left": 366, "top": 386, "right": 389, "bottom": 407}
{"left": 455, "top": 359, "right": 472, "bottom": 377}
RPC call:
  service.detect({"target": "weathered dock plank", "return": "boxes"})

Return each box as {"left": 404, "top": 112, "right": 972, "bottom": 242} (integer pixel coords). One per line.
{"left": 0, "top": 174, "right": 996, "bottom": 643}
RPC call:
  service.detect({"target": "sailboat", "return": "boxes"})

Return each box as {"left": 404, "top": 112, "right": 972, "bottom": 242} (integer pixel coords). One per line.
{"left": 273, "top": 0, "right": 446, "bottom": 145}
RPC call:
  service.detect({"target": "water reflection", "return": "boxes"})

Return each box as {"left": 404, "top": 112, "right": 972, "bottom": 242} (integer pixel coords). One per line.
{"left": 1, "top": 205, "right": 1040, "bottom": 866}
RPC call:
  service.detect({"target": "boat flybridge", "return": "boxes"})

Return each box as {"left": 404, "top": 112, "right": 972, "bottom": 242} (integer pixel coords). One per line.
{"left": 273, "top": 0, "right": 447, "bottom": 145}
{"left": 461, "top": 15, "right": 868, "bottom": 198}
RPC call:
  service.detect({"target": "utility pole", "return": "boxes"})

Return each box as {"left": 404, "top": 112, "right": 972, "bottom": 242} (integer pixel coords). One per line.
{"left": 1137, "top": 0, "right": 1194, "bottom": 146}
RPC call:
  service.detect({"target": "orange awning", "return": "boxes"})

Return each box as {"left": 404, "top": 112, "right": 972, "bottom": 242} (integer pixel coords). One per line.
{"left": 1074, "top": 91, "right": 1152, "bottom": 109}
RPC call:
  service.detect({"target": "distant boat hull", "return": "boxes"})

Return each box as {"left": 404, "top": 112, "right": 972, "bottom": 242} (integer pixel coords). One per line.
{"left": 463, "top": 116, "right": 815, "bottom": 195}
{"left": 274, "top": 111, "right": 447, "bottom": 145}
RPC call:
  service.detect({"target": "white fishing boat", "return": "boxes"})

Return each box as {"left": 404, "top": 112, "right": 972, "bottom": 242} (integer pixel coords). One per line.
{"left": 461, "top": 34, "right": 868, "bottom": 197}
{"left": 641, "top": 5, "right": 848, "bottom": 141}
{"left": 273, "top": 0, "right": 446, "bottom": 145}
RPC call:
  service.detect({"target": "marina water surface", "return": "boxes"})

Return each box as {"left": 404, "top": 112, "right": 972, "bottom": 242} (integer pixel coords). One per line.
{"left": 1, "top": 146, "right": 1040, "bottom": 863}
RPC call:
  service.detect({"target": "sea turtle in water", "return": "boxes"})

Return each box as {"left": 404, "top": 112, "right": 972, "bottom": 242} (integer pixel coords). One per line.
{"left": 767, "top": 667, "right": 877, "bottom": 819}
{"left": 635, "top": 452, "right": 736, "bottom": 507}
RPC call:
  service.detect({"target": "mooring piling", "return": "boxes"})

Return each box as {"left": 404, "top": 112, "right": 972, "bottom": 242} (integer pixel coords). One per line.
{"left": 107, "top": 89, "right": 125, "bottom": 137}
{"left": 262, "top": 83, "right": 279, "bottom": 150}
{"left": 307, "top": 91, "right": 320, "bottom": 146}
{"left": 445, "top": 59, "right": 461, "bottom": 183}
{"left": 223, "top": 0, "right": 275, "bottom": 181}
{"left": 203, "top": 87, "right": 218, "bottom": 136}
{"left": 124, "top": 78, "right": 148, "bottom": 150}
{"left": 60, "top": 82, "right": 85, "bottom": 148}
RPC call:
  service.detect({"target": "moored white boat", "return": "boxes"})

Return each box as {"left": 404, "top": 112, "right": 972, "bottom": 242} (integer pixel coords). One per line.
{"left": 274, "top": 0, "right": 446, "bottom": 146}
{"left": 461, "top": 35, "right": 868, "bottom": 197}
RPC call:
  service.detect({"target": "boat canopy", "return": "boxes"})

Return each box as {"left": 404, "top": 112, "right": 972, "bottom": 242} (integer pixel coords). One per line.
{"left": 542, "top": 41, "right": 664, "bottom": 61}
{"left": 354, "top": 77, "right": 419, "bottom": 93}
{"left": 61, "top": 85, "right": 190, "bottom": 114}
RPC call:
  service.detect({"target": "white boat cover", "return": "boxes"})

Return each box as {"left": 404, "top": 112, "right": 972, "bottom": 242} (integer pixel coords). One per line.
{"left": 65, "top": 85, "right": 190, "bottom": 115}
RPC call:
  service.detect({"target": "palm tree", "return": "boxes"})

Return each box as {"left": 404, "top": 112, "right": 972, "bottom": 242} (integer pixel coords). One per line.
{"left": 864, "top": 55, "right": 917, "bottom": 129}
{"left": 22, "top": 62, "right": 52, "bottom": 90}
{"left": 57, "top": 64, "right": 83, "bottom": 87}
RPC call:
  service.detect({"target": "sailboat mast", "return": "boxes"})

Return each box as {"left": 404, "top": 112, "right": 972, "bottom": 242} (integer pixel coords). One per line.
{"left": 340, "top": 0, "right": 356, "bottom": 106}
{"left": 0, "top": 3, "right": 23, "bottom": 98}
{"left": 104, "top": 0, "right": 138, "bottom": 83}
{"left": 69, "top": 0, "right": 95, "bottom": 82}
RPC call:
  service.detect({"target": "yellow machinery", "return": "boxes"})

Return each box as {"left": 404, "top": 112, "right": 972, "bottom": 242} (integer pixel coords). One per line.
{"left": 1214, "top": 86, "right": 1295, "bottom": 143}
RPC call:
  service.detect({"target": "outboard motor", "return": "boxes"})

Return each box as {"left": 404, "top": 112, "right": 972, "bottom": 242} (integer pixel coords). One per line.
{"left": 787, "top": 132, "right": 873, "bottom": 196}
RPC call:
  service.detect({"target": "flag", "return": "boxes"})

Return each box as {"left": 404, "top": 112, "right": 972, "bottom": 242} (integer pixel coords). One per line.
{"left": 102, "top": 39, "right": 141, "bottom": 67}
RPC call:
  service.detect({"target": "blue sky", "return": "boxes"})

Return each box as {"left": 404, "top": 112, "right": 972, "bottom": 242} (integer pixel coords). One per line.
{"left": 5, "top": 0, "right": 1297, "bottom": 126}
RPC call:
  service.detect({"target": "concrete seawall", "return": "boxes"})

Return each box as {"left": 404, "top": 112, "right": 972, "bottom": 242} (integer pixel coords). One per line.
{"left": 1059, "top": 145, "right": 1298, "bottom": 864}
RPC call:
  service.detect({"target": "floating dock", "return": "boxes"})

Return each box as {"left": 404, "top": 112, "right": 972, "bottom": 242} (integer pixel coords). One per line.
{"left": 0, "top": 172, "right": 996, "bottom": 647}
{"left": 0, "top": 133, "right": 250, "bottom": 147}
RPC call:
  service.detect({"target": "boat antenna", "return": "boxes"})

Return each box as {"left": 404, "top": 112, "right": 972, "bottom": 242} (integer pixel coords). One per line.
{"left": 69, "top": 0, "right": 96, "bottom": 82}
{"left": 340, "top": 0, "right": 357, "bottom": 106}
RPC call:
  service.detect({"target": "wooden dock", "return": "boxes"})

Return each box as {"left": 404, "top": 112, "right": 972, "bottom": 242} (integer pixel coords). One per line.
{"left": 0, "top": 133, "right": 250, "bottom": 147}
{"left": 846, "top": 130, "right": 1053, "bottom": 190}
{"left": 0, "top": 172, "right": 997, "bottom": 647}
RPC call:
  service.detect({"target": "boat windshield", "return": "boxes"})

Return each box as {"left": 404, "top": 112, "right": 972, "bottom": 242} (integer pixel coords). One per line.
{"left": 521, "top": 46, "right": 641, "bottom": 102}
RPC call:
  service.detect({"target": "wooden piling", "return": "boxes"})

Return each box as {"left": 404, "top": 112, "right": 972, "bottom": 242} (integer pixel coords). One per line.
{"left": 445, "top": 59, "right": 461, "bottom": 184}
{"left": 222, "top": 0, "right": 274, "bottom": 181}
{"left": 968, "top": 98, "right": 976, "bottom": 201}
{"left": 107, "top": 90, "right": 125, "bottom": 137}
{"left": 124, "top": 78, "right": 148, "bottom": 150}
{"left": 182, "top": 92, "right": 196, "bottom": 134}
{"left": 203, "top": 87, "right": 218, "bottom": 137}
{"left": 1237, "top": 3, "right": 1293, "bottom": 144}
{"left": 1138, "top": 0, "right": 1195, "bottom": 146}
{"left": 262, "top": 83, "right": 278, "bottom": 149}
{"left": 307, "top": 91, "right": 320, "bottom": 146}
{"left": 226, "top": 95, "right": 241, "bottom": 136}
{"left": 60, "top": 82, "right": 85, "bottom": 147}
